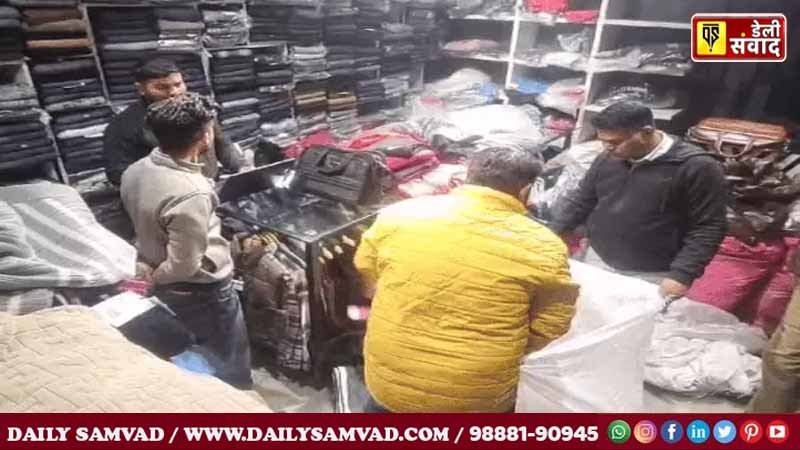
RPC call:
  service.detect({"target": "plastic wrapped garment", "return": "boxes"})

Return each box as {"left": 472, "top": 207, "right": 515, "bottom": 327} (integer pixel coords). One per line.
{"left": 595, "top": 82, "right": 680, "bottom": 109}
{"left": 557, "top": 28, "right": 593, "bottom": 54}
{"left": 413, "top": 68, "right": 499, "bottom": 112}
{"left": 591, "top": 43, "right": 692, "bottom": 75}
{"left": 536, "top": 78, "right": 585, "bottom": 117}
{"left": 414, "top": 104, "right": 547, "bottom": 154}
{"left": 516, "top": 261, "right": 661, "bottom": 412}
{"left": 645, "top": 299, "right": 766, "bottom": 398}
{"left": 442, "top": 39, "right": 503, "bottom": 54}
{"left": 532, "top": 140, "right": 603, "bottom": 221}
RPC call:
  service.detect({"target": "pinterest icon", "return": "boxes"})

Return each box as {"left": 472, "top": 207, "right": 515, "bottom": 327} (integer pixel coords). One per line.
{"left": 739, "top": 420, "right": 764, "bottom": 444}
{"left": 634, "top": 421, "right": 658, "bottom": 444}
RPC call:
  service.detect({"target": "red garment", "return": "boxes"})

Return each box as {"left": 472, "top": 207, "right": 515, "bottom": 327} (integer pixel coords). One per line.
{"left": 526, "top": 0, "right": 568, "bottom": 13}
{"left": 740, "top": 236, "right": 800, "bottom": 334}
{"left": 564, "top": 10, "right": 600, "bottom": 23}
{"left": 283, "top": 131, "right": 338, "bottom": 159}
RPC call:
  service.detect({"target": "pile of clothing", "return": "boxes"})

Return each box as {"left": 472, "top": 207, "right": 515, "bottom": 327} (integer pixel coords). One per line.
{"left": 94, "top": 8, "right": 158, "bottom": 103}
{"left": 247, "top": 5, "right": 289, "bottom": 42}
{"left": 201, "top": 4, "right": 249, "bottom": 49}
{"left": 255, "top": 50, "right": 294, "bottom": 125}
{"left": 289, "top": 7, "right": 323, "bottom": 46}
{"left": 591, "top": 43, "right": 692, "bottom": 75}
{"left": 292, "top": 44, "right": 328, "bottom": 83}
{"left": 415, "top": 68, "right": 499, "bottom": 112}
{"left": 211, "top": 49, "right": 259, "bottom": 151}
{"left": 155, "top": 7, "right": 204, "bottom": 50}
{"left": 0, "top": 108, "right": 57, "bottom": 174}
{"left": 442, "top": 38, "right": 505, "bottom": 59}
{"left": 595, "top": 81, "right": 681, "bottom": 110}
{"left": 22, "top": 6, "right": 90, "bottom": 59}
{"left": 294, "top": 80, "right": 329, "bottom": 137}
{"left": 0, "top": 5, "right": 23, "bottom": 61}
{"left": 525, "top": 0, "right": 599, "bottom": 23}
{"left": 51, "top": 105, "right": 113, "bottom": 175}
{"left": 327, "top": 80, "right": 359, "bottom": 139}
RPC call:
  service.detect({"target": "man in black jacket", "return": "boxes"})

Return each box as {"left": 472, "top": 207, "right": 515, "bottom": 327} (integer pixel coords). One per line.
{"left": 550, "top": 102, "right": 727, "bottom": 299}
{"left": 103, "top": 58, "right": 244, "bottom": 186}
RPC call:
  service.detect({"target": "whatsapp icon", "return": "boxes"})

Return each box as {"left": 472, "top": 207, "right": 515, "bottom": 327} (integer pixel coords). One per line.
{"left": 608, "top": 420, "right": 632, "bottom": 444}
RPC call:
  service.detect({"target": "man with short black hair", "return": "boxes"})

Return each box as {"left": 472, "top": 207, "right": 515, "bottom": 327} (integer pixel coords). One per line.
{"left": 356, "top": 147, "right": 578, "bottom": 412}
{"left": 121, "top": 93, "right": 251, "bottom": 388}
{"left": 103, "top": 57, "right": 244, "bottom": 185}
{"left": 550, "top": 102, "right": 728, "bottom": 299}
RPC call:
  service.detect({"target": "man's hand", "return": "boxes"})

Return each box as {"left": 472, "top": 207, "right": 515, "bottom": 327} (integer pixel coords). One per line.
{"left": 135, "top": 262, "right": 154, "bottom": 283}
{"left": 659, "top": 278, "right": 688, "bottom": 299}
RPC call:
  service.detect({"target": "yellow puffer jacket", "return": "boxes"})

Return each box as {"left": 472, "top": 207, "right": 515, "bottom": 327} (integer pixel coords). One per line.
{"left": 355, "top": 185, "right": 578, "bottom": 413}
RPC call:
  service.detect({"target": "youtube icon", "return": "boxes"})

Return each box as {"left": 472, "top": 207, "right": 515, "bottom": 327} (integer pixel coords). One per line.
{"left": 768, "top": 420, "right": 789, "bottom": 445}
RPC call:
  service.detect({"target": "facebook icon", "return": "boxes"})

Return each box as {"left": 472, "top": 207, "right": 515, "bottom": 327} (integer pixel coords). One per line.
{"left": 661, "top": 421, "right": 684, "bottom": 444}
{"left": 687, "top": 420, "right": 711, "bottom": 444}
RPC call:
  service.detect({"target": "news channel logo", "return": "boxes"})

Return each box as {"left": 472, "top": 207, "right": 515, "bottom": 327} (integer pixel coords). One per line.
{"left": 713, "top": 420, "right": 736, "bottom": 444}
{"left": 607, "top": 420, "right": 631, "bottom": 444}
{"left": 687, "top": 420, "right": 711, "bottom": 444}
{"left": 660, "top": 421, "right": 683, "bottom": 444}
{"left": 633, "top": 421, "right": 658, "bottom": 444}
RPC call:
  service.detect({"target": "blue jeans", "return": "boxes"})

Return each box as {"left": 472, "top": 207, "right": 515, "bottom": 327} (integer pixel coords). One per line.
{"left": 154, "top": 279, "right": 253, "bottom": 389}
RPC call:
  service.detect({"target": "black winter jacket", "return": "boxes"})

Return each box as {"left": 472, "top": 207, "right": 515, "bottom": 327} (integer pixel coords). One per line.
{"left": 550, "top": 137, "right": 728, "bottom": 285}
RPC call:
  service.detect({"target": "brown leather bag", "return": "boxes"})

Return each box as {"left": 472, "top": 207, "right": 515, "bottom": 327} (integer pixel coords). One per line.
{"left": 687, "top": 118, "right": 789, "bottom": 159}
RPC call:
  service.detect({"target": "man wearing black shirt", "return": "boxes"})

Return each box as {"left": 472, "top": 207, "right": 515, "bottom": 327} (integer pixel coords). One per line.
{"left": 103, "top": 58, "right": 244, "bottom": 185}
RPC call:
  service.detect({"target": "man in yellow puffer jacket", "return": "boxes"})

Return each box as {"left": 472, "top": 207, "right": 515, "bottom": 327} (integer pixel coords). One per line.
{"left": 355, "top": 147, "right": 579, "bottom": 413}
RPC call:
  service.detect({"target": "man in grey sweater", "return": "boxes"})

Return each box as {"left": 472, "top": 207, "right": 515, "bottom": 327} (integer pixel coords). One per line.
{"left": 121, "top": 92, "right": 251, "bottom": 388}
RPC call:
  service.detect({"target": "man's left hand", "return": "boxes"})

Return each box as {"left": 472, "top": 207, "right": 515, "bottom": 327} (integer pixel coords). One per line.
{"left": 659, "top": 278, "right": 688, "bottom": 299}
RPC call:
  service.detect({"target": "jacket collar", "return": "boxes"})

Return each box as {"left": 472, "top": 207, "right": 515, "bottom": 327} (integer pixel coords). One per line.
{"left": 149, "top": 148, "right": 204, "bottom": 174}
{"left": 453, "top": 185, "right": 527, "bottom": 214}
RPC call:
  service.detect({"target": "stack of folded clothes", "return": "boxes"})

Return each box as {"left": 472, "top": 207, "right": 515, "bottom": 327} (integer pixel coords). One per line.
{"left": 356, "top": 77, "right": 385, "bottom": 121}
{"left": 155, "top": 7, "right": 204, "bottom": 50}
{"left": 294, "top": 80, "right": 328, "bottom": 137}
{"left": 31, "top": 59, "right": 106, "bottom": 113}
{"left": 248, "top": 5, "right": 289, "bottom": 42}
{"left": 93, "top": 8, "right": 158, "bottom": 103}
{"left": 0, "top": 5, "right": 23, "bottom": 61}
{"left": 201, "top": 4, "right": 249, "bottom": 48}
{"left": 255, "top": 51, "right": 293, "bottom": 125}
{"left": 382, "top": 54, "right": 413, "bottom": 79}
{"left": 211, "top": 49, "right": 260, "bottom": 150}
{"left": 381, "top": 22, "right": 414, "bottom": 59}
{"left": 288, "top": 7, "right": 323, "bottom": 46}
{"left": 324, "top": 0, "right": 356, "bottom": 45}
{"left": 325, "top": 45, "right": 355, "bottom": 79}
{"left": 51, "top": 106, "right": 113, "bottom": 175}
{"left": 355, "top": 0, "right": 390, "bottom": 29}
{"left": 22, "top": 6, "right": 90, "bottom": 59}
{"left": 292, "top": 44, "right": 328, "bottom": 83}
{"left": 326, "top": 80, "right": 359, "bottom": 139}
{"left": 0, "top": 80, "right": 39, "bottom": 113}
{"left": 382, "top": 73, "right": 411, "bottom": 100}
{"left": 0, "top": 107, "right": 57, "bottom": 174}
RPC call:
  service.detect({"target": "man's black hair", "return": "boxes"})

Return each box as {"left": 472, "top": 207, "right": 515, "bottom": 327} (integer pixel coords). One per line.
{"left": 591, "top": 102, "right": 655, "bottom": 130}
{"left": 466, "top": 147, "right": 543, "bottom": 197}
{"left": 135, "top": 57, "right": 181, "bottom": 83}
{"left": 146, "top": 93, "right": 217, "bottom": 156}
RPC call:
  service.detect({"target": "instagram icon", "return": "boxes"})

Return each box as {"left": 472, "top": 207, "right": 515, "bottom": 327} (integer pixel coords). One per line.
{"left": 634, "top": 421, "right": 658, "bottom": 444}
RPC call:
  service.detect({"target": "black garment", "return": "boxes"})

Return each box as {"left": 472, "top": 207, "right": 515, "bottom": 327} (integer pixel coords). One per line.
{"left": 550, "top": 137, "right": 728, "bottom": 285}
{"left": 103, "top": 99, "right": 242, "bottom": 185}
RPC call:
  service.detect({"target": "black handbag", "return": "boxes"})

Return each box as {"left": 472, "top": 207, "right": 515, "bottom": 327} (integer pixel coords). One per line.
{"left": 294, "top": 146, "right": 390, "bottom": 205}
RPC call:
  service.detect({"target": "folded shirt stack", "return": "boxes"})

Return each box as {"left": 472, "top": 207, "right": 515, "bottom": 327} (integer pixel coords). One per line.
{"left": 289, "top": 7, "right": 323, "bottom": 46}
{"left": 210, "top": 49, "right": 259, "bottom": 150}
{"left": 22, "top": 6, "right": 89, "bottom": 59}
{"left": 0, "top": 108, "right": 57, "bottom": 173}
{"left": 294, "top": 80, "right": 329, "bottom": 137}
{"left": 327, "top": 83, "right": 359, "bottom": 139}
{"left": 201, "top": 4, "right": 249, "bottom": 48}
{"left": 93, "top": 8, "right": 158, "bottom": 52}
{"left": 248, "top": 5, "right": 289, "bottom": 42}
{"left": 31, "top": 59, "right": 106, "bottom": 113}
{"left": 0, "top": 5, "right": 24, "bottom": 61}
{"left": 51, "top": 106, "right": 114, "bottom": 175}
{"left": 323, "top": 0, "right": 356, "bottom": 46}
{"left": 292, "top": 44, "right": 329, "bottom": 83}
{"left": 155, "top": 7, "right": 204, "bottom": 50}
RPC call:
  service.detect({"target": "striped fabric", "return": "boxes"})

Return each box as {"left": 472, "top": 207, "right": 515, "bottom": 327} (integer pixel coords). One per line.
{"left": 0, "top": 182, "right": 135, "bottom": 292}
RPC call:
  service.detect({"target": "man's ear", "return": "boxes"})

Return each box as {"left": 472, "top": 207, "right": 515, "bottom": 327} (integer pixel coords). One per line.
{"left": 135, "top": 81, "right": 145, "bottom": 97}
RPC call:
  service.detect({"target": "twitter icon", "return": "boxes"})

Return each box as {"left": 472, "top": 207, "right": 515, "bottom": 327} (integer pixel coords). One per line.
{"left": 713, "top": 420, "right": 737, "bottom": 444}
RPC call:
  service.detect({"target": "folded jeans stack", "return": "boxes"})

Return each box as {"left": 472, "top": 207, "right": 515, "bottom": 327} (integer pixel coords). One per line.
{"left": 356, "top": 78, "right": 386, "bottom": 119}
{"left": 381, "top": 22, "right": 414, "bottom": 58}
{"left": 22, "top": 6, "right": 89, "bottom": 59}
{"left": 155, "top": 7, "right": 204, "bottom": 50}
{"left": 294, "top": 80, "right": 329, "bottom": 136}
{"left": 355, "top": 0, "right": 391, "bottom": 27}
{"left": 247, "top": 5, "right": 290, "bottom": 43}
{"left": 288, "top": 6, "right": 323, "bottom": 47}
{"left": 254, "top": 53, "right": 294, "bottom": 124}
{"left": 211, "top": 49, "right": 259, "bottom": 150}
{"left": 51, "top": 106, "right": 114, "bottom": 174}
{"left": 0, "top": 109, "right": 57, "bottom": 172}
{"left": 324, "top": 0, "right": 356, "bottom": 46}
{"left": 201, "top": 4, "right": 249, "bottom": 48}
{"left": 292, "top": 44, "right": 329, "bottom": 83}
{"left": 327, "top": 85, "right": 359, "bottom": 139}
{"left": 0, "top": 5, "right": 23, "bottom": 61}
{"left": 31, "top": 59, "right": 106, "bottom": 113}
{"left": 0, "top": 81, "right": 40, "bottom": 113}
{"left": 325, "top": 45, "right": 355, "bottom": 79}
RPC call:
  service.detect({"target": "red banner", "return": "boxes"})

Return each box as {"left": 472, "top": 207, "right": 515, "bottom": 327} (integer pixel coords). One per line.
{"left": 0, "top": 414, "right": 797, "bottom": 450}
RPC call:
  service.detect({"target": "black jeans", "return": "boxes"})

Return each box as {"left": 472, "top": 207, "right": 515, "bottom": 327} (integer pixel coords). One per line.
{"left": 153, "top": 278, "right": 253, "bottom": 389}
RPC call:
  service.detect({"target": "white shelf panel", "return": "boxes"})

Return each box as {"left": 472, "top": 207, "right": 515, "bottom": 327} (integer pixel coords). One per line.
{"left": 444, "top": 54, "right": 510, "bottom": 64}
{"left": 602, "top": 19, "right": 691, "bottom": 30}
{"left": 590, "top": 66, "right": 690, "bottom": 77}
{"left": 455, "top": 14, "right": 515, "bottom": 22}
{"left": 584, "top": 104, "right": 683, "bottom": 121}
{"left": 514, "top": 59, "right": 587, "bottom": 72}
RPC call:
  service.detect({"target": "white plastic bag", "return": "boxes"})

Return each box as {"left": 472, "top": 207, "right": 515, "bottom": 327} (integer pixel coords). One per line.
{"left": 516, "top": 262, "right": 662, "bottom": 412}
